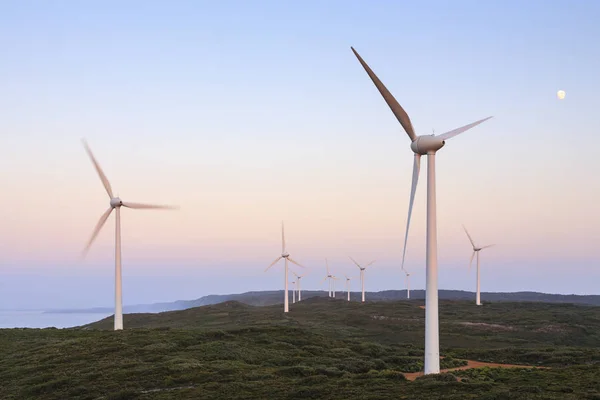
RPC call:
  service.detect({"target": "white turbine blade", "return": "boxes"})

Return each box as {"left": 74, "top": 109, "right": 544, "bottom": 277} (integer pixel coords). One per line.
{"left": 291, "top": 270, "right": 299, "bottom": 277}
{"left": 462, "top": 225, "right": 477, "bottom": 249}
{"left": 436, "top": 116, "right": 493, "bottom": 141}
{"left": 281, "top": 221, "right": 286, "bottom": 253}
{"left": 468, "top": 251, "right": 476, "bottom": 271}
{"left": 365, "top": 260, "right": 376, "bottom": 268}
{"left": 481, "top": 244, "right": 495, "bottom": 250}
{"left": 401, "top": 154, "right": 421, "bottom": 270}
{"left": 82, "top": 208, "right": 113, "bottom": 257}
{"left": 322, "top": 276, "right": 328, "bottom": 283}
{"left": 348, "top": 255, "right": 362, "bottom": 269}
{"left": 122, "top": 202, "right": 179, "bottom": 210}
{"left": 82, "top": 139, "right": 114, "bottom": 198}
{"left": 325, "top": 258, "right": 330, "bottom": 274}
{"left": 265, "top": 256, "right": 282, "bottom": 272}
{"left": 288, "top": 257, "right": 305, "bottom": 268}
{"left": 351, "top": 47, "right": 417, "bottom": 141}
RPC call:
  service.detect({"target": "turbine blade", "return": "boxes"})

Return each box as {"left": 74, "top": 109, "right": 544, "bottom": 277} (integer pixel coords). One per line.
{"left": 350, "top": 47, "right": 417, "bottom": 141}
{"left": 265, "top": 256, "right": 282, "bottom": 272}
{"left": 281, "top": 221, "right": 286, "bottom": 253}
{"left": 82, "top": 208, "right": 113, "bottom": 257}
{"left": 82, "top": 139, "right": 114, "bottom": 198}
{"left": 365, "top": 260, "right": 376, "bottom": 268}
{"left": 436, "top": 116, "right": 493, "bottom": 141}
{"left": 322, "top": 276, "right": 328, "bottom": 283}
{"left": 288, "top": 258, "right": 305, "bottom": 268}
{"left": 348, "top": 255, "right": 361, "bottom": 269}
{"left": 325, "top": 258, "right": 330, "bottom": 274}
{"left": 401, "top": 154, "right": 421, "bottom": 270}
{"left": 462, "top": 225, "right": 477, "bottom": 249}
{"left": 122, "top": 202, "right": 179, "bottom": 210}
{"left": 291, "top": 271, "right": 299, "bottom": 277}
{"left": 481, "top": 244, "right": 495, "bottom": 250}
{"left": 468, "top": 251, "right": 476, "bottom": 271}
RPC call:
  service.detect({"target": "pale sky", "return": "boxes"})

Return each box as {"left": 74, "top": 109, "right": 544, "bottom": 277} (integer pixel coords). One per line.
{"left": 1, "top": 0, "right": 599, "bottom": 309}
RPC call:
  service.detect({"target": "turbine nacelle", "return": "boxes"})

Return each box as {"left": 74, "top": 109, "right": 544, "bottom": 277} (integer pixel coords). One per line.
{"left": 110, "top": 197, "right": 124, "bottom": 208}
{"left": 282, "top": 252, "right": 290, "bottom": 258}
{"left": 410, "top": 135, "right": 445, "bottom": 155}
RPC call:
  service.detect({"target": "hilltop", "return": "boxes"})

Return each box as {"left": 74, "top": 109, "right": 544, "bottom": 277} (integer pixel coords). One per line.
{"left": 46, "top": 289, "right": 600, "bottom": 314}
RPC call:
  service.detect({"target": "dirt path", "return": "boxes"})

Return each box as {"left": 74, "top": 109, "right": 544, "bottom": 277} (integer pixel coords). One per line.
{"left": 403, "top": 359, "right": 540, "bottom": 381}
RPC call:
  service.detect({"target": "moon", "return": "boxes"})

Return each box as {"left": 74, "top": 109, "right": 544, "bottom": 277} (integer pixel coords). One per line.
{"left": 557, "top": 90, "right": 566, "bottom": 100}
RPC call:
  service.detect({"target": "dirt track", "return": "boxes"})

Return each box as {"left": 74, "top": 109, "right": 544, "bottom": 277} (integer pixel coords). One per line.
{"left": 403, "top": 359, "right": 540, "bottom": 381}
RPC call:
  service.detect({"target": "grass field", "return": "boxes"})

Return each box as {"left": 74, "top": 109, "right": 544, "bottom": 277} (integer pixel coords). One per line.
{"left": 2, "top": 297, "right": 599, "bottom": 399}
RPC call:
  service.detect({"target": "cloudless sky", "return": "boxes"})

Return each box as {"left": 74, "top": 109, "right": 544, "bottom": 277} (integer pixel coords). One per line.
{"left": 1, "top": 0, "right": 599, "bottom": 309}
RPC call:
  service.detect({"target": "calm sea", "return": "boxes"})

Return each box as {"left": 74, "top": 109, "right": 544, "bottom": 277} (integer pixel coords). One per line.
{"left": 0, "top": 310, "right": 111, "bottom": 329}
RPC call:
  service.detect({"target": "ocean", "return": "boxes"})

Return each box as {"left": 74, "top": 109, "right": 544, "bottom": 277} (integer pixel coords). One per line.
{"left": 0, "top": 310, "right": 112, "bottom": 329}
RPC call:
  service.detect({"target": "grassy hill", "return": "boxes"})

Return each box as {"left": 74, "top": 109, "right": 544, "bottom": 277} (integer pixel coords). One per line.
{"left": 2, "top": 298, "right": 600, "bottom": 399}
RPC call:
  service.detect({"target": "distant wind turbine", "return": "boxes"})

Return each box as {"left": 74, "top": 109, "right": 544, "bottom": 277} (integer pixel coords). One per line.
{"left": 348, "top": 256, "right": 375, "bottom": 302}
{"left": 345, "top": 275, "right": 352, "bottom": 301}
{"left": 265, "top": 222, "right": 305, "bottom": 312}
{"left": 81, "top": 140, "right": 178, "bottom": 331}
{"left": 463, "top": 225, "right": 495, "bottom": 306}
{"left": 322, "top": 258, "right": 335, "bottom": 297}
{"left": 291, "top": 271, "right": 306, "bottom": 302}
{"left": 404, "top": 270, "right": 411, "bottom": 299}
{"left": 351, "top": 46, "right": 493, "bottom": 374}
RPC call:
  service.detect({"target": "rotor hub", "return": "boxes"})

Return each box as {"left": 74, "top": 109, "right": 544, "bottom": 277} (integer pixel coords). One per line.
{"left": 110, "top": 197, "right": 123, "bottom": 208}
{"left": 410, "top": 135, "right": 445, "bottom": 155}
{"left": 282, "top": 253, "right": 289, "bottom": 258}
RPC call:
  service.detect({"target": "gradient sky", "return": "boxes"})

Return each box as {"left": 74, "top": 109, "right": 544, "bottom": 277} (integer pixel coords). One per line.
{"left": 1, "top": 0, "right": 599, "bottom": 309}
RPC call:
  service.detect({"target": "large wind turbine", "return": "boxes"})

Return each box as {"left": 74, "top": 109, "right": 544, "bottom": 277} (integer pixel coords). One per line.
{"left": 291, "top": 270, "right": 306, "bottom": 301}
{"left": 81, "top": 140, "right": 178, "bottom": 331}
{"left": 348, "top": 256, "right": 375, "bottom": 302}
{"left": 345, "top": 275, "right": 352, "bottom": 301}
{"left": 351, "top": 47, "right": 492, "bottom": 374}
{"left": 463, "top": 225, "right": 495, "bottom": 306}
{"left": 290, "top": 280, "right": 297, "bottom": 303}
{"left": 265, "top": 222, "right": 304, "bottom": 312}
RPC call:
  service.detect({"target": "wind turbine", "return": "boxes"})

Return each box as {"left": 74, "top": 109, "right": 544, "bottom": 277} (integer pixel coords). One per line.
{"left": 345, "top": 275, "right": 352, "bottom": 301}
{"left": 404, "top": 270, "right": 411, "bottom": 299}
{"left": 463, "top": 225, "right": 495, "bottom": 306}
{"left": 291, "top": 270, "right": 306, "bottom": 301}
{"left": 322, "top": 258, "right": 335, "bottom": 297}
{"left": 265, "top": 222, "right": 304, "bottom": 312}
{"left": 348, "top": 256, "right": 375, "bottom": 302}
{"left": 81, "top": 140, "right": 178, "bottom": 331}
{"left": 351, "top": 47, "right": 493, "bottom": 374}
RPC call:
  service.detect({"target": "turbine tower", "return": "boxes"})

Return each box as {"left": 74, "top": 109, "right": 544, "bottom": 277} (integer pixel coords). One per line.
{"left": 265, "top": 222, "right": 304, "bottom": 312}
{"left": 345, "top": 275, "right": 352, "bottom": 301}
{"left": 292, "top": 271, "right": 305, "bottom": 301}
{"left": 81, "top": 140, "right": 178, "bottom": 331}
{"left": 290, "top": 280, "right": 296, "bottom": 303}
{"left": 348, "top": 256, "right": 375, "bottom": 302}
{"left": 463, "top": 225, "right": 495, "bottom": 306}
{"left": 351, "top": 47, "right": 492, "bottom": 374}
{"left": 404, "top": 270, "right": 411, "bottom": 299}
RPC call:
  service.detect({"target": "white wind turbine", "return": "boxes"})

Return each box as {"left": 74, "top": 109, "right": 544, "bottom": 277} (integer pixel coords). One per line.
{"left": 351, "top": 47, "right": 493, "bottom": 374}
{"left": 463, "top": 225, "right": 495, "bottom": 306}
{"left": 348, "top": 256, "right": 375, "bottom": 303}
{"left": 291, "top": 271, "right": 306, "bottom": 302}
{"left": 345, "top": 275, "right": 352, "bottom": 301}
{"left": 322, "top": 258, "right": 335, "bottom": 297}
{"left": 81, "top": 140, "right": 178, "bottom": 331}
{"left": 404, "top": 270, "right": 411, "bottom": 299}
{"left": 265, "top": 222, "right": 305, "bottom": 312}
{"left": 290, "top": 280, "right": 297, "bottom": 303}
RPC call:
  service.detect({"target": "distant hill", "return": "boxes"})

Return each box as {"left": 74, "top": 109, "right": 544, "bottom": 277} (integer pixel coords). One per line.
{"left": 45, "top": 289, "right": 600, "bottom": 314}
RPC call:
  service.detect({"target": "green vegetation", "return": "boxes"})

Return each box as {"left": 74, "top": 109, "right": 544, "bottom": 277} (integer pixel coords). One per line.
{"left": 2, "top": 298, "right": 600, "bottom": 399}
